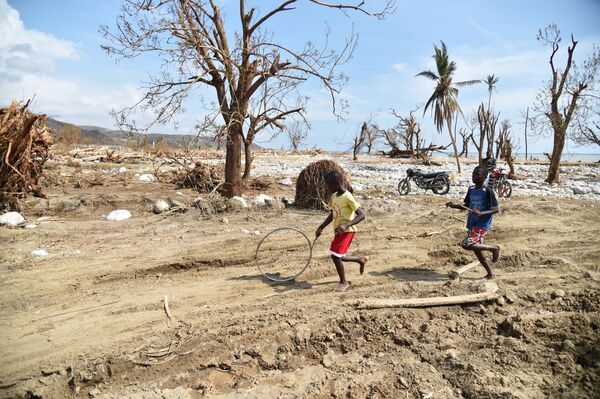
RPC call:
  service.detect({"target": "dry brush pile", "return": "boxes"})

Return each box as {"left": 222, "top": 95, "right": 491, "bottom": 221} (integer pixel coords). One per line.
{"left": 0, "top": 100, "right": 55, "bottom": 199}
{"left": 294, "top": 159, "right": 353, "bottom": 210}
{"left": 172, "top": 161, "right": 223, "bottom": 193}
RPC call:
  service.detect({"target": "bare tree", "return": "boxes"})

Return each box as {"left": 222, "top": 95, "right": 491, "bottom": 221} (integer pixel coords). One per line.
{"left": 389, "top": 108, "right": 423, "bottom": 155}
{"left": 572, "top": 102, "right": 600, "bottom": 147}
{"left": 474, "top": 103, "right": 499, "bottom": 163}
{"left": 58, "top": 124, "right": 81, "bottom": 148}
{"left": 519, "top": 107, "right": 530, "bottom": 160}
{"left": 457, "top": 127, "right": 472, "bottom": 157}
{"left": 101, "top": 0, "right": 395, "bottom": 197}
{"left": 286, "top": 121, "right": 308, "bottom": 150}
{"left": 533, "top": 24, "right": 600, "bottom": 183}
{"left": 352, "top": 122, "right": 368, "bottom": 160}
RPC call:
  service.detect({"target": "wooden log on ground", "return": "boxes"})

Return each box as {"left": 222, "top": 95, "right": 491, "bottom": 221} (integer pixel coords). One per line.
{"left": 355, "top": 291, "right": 500, "bottom": 309}
{"left": 448, "top": 261, "right": 479, "bottom": 279}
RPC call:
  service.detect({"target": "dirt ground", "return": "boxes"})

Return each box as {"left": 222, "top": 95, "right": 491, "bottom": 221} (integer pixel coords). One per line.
{"left": 0, "top": 153, "right": 599, "bottom": 399}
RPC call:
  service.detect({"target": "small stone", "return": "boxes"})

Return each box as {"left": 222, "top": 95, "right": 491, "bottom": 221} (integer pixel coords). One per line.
{"left": 496, "top": 296, "right": 506, "bottom": 306}
{"left": 106, "top": 209, "right": 132, "bottom": 221}
{"left": 24, "top": 224, "right": 38, "bottom": 229}
{"left": 240, "top": 229, "right": 250, "bottom": 234}
{"left": 505, "top": 291, "right": 518, "bottom": 303}
{"left": 153, "top": 199, "right": 170, "bottom": 214}
{"left": 229, "top": 196, "right": 248, "bottom": 209}
{"left": 89, "top": 388, "right": 100, "bottom": 397}
{"left": 0, "top": 211, "right": 25, "bottom": 226}
{"left": 118, "top": 167, "right": 127, "bottom": 173}
{"left": 572, "top": 186, "right": 591, "bottom": 195}
{"left": 501, "top": 376, "right": 510, "bottom": 387}
{"left": 322, "top": 353, "right": 334, "bottom": 368}
{"left": 562, "top": 339, "right": 575, "bottom": 351}
{"left": 551, "top": 289, "right": 566, "bottom": 299}
{"left": 254, "top": 230, "right": 261, "bottom": 236}
{"left": 251, "top": 194, "right": 272, "bottom": 206}
{"left": 382, "top": 198, "right": 398, "bottom": 205}
{"left": 32, "top": 248, "right": 49, "bottom": 257}
{"left": 221, "top": 217, "right": 229, "bottom": 224}
{"left": 472, "top": 281, "right": 499, "bottom": 293}
{"left": 278, "top": 177, "right": 293, "bottom": 186}
{"left": 139, "top": 174, "right": 156, "bottom": 182}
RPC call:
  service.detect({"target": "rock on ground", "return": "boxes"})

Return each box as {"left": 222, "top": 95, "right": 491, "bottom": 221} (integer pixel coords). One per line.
{"left": 106, "top": 210, "right": 132, "bottom": 221}
{"left": 0, "top": 212, "right": 25, "bottom": 226}
{"left": 139, "top": 174, "right": 156, "bottom": 182}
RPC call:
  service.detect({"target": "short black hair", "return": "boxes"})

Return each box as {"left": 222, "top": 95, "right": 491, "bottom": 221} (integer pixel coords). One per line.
{"left": 324, "top": 171, "right": 343, "bottom": 184}
{"left": 473, "top": 165, "right": 487, "bottom": 175}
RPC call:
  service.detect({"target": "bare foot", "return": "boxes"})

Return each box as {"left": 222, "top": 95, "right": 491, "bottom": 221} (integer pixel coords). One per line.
{"left": 484, "top": 272, "right": 496, "bottom": 280}
{"left": 334, "top": 282, "right": 349, "bottom": 292}
{"left": 359, "top": 256, "right": 369, "bottom": 275}
{"left": 491, "top": 246, "right": 500, "bottom": 263}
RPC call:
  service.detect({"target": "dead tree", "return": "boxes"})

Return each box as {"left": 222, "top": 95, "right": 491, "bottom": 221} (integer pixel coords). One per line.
{"left": 457, "top": 127, "right": 472, "bottom": 157}
{"left": 286, "top": 121, "right": 308, "bottom": 150}
{"left": 101, "top": 0, "right": 395, "bottom": 197}
{"left": 474, "top": 103, "right": 499, "bottom": 164}
{"left": 352, "top": 122, "right": 368, "bottom": 160}
{"left": 533, "top": 24, "right": 600, "bottom": 183}
{"left": 496, "top": 120, "right": 511, "bottom": 160}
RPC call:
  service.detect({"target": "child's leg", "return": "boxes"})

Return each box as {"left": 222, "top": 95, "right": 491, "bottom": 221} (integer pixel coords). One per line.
{"left": 331, "top": 255, "right": 349, "bottom": 291}
{"left": 472, "top": 243, "right": 500, "bottom": 262}
{"left": 341, "top": 255, "right": 369, "bottom": 274}
{"left": 471, "top": 247, "right": 495, "bottom": 279}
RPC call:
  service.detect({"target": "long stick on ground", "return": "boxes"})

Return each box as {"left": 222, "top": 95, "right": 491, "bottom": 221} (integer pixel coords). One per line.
{"left": 355, "top": 291, "right": 500, "bottom": 309}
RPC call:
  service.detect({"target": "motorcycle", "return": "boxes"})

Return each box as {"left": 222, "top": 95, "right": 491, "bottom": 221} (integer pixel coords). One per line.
{"left": 487, "top": 167, "right": 512, "bottom": 198}
{"left": 397, "top": 168, "right": 451, "bottom": 195}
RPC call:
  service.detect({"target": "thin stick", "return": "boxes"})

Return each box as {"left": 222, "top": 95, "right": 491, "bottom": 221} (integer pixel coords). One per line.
{"left": 164, "top": 295, "right": 174, "bottom": 321}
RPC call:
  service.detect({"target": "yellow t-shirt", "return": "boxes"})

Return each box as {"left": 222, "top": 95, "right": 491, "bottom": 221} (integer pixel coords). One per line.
{"left": 328, "top": 190, "right": 360, "bottom": 233}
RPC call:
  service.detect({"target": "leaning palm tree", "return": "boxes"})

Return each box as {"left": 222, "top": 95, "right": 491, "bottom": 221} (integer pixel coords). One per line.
{"left": 485, "top": 74, "right": 499, "bottom": 112}
{"left": 417, "top": 41, "right": 479, "bottom": 173}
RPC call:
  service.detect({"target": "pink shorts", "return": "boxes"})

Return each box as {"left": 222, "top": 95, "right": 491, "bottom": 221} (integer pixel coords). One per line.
{"left": 330, "top": 232, "right": 355, "bottom": 257}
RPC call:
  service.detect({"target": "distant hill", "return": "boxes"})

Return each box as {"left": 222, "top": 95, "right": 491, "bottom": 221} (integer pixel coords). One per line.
{"left": 45, "top": 118, "right": 248, "bottom": 149}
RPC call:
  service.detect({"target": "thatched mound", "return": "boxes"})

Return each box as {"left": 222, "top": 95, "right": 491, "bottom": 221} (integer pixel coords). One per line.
{"left": 0, "top": 100, "right": 55, "bottom": 199}
{"left": 294, "top": 159, "right": 352, "bottom": 210}
{"left": 173, "top": 161, "right": 222, "bottom": 193}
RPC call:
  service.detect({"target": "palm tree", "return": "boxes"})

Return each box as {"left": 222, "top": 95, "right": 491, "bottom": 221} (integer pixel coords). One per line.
{"left": 417, "top": 41, "right": 479, "bottom": 173}
{"left": 484, "top": 74, "right": 499, "bottom": 112}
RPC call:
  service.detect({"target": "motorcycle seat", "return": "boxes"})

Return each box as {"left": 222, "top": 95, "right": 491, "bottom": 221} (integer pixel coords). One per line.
{"left": 421, "top": 171, "right": 447, "bottom": 178}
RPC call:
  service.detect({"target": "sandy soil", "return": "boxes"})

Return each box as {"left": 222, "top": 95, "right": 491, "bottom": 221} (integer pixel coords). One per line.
{"left": 0, "top": 152, "right": 599, "bottom": 399}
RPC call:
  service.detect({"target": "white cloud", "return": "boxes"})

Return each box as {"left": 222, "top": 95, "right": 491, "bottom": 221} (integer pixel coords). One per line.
{"left": 0, "top": 0, "right": 79, "bottom": 77}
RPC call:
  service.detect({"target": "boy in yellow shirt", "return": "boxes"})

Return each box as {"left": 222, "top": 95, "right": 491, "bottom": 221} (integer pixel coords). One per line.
{"left": 315, "top": 171, "right": 368, "bottom": 292}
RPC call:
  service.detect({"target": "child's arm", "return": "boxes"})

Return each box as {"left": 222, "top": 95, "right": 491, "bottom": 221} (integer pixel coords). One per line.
{"left": 471, "top": 207, "right": 499, "bottom": 217}
{"left": 445, "top": 202, "right": 472, "bottom": 212}
{"left": 316, "top": 212, "right": 333, "bottom": 238}
{"left": 335, "top": 208, "right": 366, "bottom": 235}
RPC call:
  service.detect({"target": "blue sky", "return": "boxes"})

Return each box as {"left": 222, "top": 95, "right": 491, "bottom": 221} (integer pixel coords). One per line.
{"left": 2, "top": 0, "right": 600, "bottom": 154}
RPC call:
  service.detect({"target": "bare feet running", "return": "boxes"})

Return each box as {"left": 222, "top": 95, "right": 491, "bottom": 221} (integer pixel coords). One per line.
{"left": 484, "top": 272, "right": 496, "bottom": 280}
{"left": 334, "top": 282, "right": 349, "bottom": 292}
{"left": 491, "top": 245, "right": 501, "bottom": 263}
{"left": 359, "top": 256, "right": 369, "bottom": 275}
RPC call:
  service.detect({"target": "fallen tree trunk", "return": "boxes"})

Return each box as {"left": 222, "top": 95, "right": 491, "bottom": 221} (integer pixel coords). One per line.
{"left": 354, "top": 290, "right": 500, "bottom": 309}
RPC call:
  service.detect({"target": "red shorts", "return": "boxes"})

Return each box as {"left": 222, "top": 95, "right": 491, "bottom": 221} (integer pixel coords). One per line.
{"left": 462, "top": 226, "right": 488, "bottom": 247}
{"left": 330, "top": 232, "right": 355, "bottom": 257}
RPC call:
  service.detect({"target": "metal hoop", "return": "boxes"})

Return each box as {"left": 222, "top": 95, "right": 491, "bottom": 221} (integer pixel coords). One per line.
{"left": 255, "top": 227, "right": 314, "bottom": 282}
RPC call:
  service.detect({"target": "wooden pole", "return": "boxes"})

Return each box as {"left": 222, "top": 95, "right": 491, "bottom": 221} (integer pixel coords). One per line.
{"left": 355, "top": 291, "right": 500, "bottom": 309}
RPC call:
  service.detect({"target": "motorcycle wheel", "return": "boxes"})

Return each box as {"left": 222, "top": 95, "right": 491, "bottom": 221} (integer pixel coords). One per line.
{"left": 432, "top": 178, "right": 450, "bottom": 195}
{"left": 498, "top": 180, "right": 512, "bottom": 198}
{"left": 398, "top": 178, "right": 410, "bottom": 195}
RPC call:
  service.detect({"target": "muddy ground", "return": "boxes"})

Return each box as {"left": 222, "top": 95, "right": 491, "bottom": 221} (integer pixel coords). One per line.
{"left": 0, "top": 152, "right": 599, "bottom": 399}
